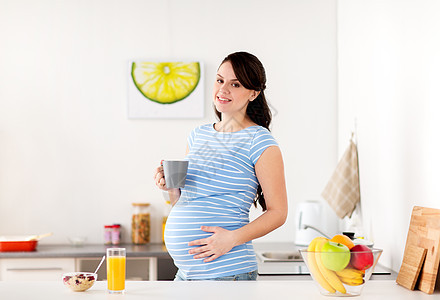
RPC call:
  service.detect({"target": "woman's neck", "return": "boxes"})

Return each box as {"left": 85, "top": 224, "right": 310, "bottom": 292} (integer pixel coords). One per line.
{"left": 215, "top": 114, "right": 255, "bottom": 132}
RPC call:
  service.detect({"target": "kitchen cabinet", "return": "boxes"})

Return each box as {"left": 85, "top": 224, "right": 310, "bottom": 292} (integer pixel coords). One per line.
{"left": 0, "top": 258, "right": 75, "bottom": 281}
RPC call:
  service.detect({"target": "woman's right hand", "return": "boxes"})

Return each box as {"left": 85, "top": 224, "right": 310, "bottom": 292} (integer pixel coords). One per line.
{"left": 154, "top": 162, "right": 181, "bottom": 205}
{"left": 154, "top": 163, "right": 168, "bottom": 191}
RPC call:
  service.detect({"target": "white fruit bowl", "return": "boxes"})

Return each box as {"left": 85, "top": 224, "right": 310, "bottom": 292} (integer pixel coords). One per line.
{"left": 299, "top": 248, "right": 383, "bottom": 297}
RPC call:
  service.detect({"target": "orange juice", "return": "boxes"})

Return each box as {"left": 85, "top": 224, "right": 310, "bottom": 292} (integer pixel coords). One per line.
{"left": 107, "top": 256, "right": 126, "bottom": 292}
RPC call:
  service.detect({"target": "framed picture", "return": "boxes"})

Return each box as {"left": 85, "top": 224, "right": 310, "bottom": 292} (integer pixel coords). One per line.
{"left": 128, "top": 60, "right": 204, "bottom": 119}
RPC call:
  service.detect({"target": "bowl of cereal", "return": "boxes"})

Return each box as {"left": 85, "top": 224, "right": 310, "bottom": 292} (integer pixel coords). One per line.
{"left": 62, "top": 272, "right": 97, "bottom": 292}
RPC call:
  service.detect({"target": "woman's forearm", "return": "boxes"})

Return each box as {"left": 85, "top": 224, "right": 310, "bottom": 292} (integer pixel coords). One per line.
{"left": 232, "top": 208, "right": 287, "bottom": 246}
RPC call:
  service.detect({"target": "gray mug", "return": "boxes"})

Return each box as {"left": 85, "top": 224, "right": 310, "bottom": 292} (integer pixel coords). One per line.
{"left": 162, "top": 160, "right": 189, "bottom": 189}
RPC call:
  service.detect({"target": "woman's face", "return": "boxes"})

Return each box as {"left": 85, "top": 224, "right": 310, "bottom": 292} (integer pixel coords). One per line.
{"left": 213, "top": 61, "right": 257, "bottom": 117}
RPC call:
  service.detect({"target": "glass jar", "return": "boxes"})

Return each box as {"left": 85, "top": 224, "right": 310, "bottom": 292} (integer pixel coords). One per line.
{"left": 112, "top": 224, "right": 121, "bottom": 245}
{"left": 104, "top": 225, "right": 112, "bottom": 245}
{"left": 131, "top": 203, "right": 151, "bottom": 244}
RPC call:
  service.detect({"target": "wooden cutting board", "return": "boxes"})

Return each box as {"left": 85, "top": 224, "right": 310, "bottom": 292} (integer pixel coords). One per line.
{"left": 397, "top": 206, "right": 440, "bottom": 294}
{"left": 396, "top": 244, "right": 427, "bottom": 290}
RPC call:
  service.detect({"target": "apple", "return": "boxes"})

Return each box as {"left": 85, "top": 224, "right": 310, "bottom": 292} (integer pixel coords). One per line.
{"left": 320, "top": 241, "right": 351, "bottom": 271}
{"left": 350, "top": 244, "right": 374, "bottom": 270}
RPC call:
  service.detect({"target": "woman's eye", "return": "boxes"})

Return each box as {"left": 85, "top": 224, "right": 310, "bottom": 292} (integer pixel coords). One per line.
{"left": 232, "top": 83, "right": 240, "bottom": 88}
{"left": 217, "top": 79, "right": 223, "bottom": 84}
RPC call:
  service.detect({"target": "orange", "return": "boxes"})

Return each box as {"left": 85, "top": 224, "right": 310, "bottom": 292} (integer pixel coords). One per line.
{"left": 330, "top": 234, "right": 355, "bottom": 249}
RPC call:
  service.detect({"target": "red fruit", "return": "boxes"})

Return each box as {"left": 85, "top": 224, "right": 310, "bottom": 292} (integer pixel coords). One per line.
{"left": 350, "top": 244, "right": 374, "bottom": 270}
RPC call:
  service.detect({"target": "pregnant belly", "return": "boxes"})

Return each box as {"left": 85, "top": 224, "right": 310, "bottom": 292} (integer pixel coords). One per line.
{"left": 163, "top": 208, "right": 257, "bottom": 279}
{"left": 164, "top": 213, "right": 244, "bottom": 260}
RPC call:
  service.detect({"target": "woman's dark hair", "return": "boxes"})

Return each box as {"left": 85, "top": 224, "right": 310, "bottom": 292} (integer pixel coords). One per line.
{"left": 214, "top": 51, "right": 272, "bottom": 211}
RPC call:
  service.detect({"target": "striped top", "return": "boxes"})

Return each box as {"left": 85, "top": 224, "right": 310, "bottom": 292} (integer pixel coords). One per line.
{"left": 164, "top": 123, "right": 278, "bottom": 279}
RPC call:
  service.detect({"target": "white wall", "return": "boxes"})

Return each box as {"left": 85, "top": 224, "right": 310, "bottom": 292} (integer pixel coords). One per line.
{"left": 338, "top": 0, "right": 440, "bottom": 271}
{"left": 0, "top": 0, "right": 338, "bottom": 244}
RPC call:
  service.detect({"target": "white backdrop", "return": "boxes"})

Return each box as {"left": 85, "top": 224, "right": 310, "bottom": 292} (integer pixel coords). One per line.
{"left": 338, "top": 0, "right": 440, "bottom": 271}
{"left": 0, "top": 0, "right": 338, "bottom": 246}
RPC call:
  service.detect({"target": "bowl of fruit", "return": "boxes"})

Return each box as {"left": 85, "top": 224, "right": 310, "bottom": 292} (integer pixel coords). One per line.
{"left": 299, "top": 235, "right": 383, "bottom": 297}
{"left": 62, "top": 272, "right": 97, "bottom": 292}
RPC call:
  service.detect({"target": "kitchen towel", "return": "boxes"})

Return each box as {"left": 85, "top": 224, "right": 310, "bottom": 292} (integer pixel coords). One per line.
{"left": 321, "top": 139, "right": 360, "bottom": 219}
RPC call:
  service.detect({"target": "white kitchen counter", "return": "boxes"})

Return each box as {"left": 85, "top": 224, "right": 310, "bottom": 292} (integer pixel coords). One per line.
{"left": 0, "top": 280, "right": 437, "bottom": 299}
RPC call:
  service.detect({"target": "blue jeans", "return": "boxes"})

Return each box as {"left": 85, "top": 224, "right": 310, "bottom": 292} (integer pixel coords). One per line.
{"left": 174, "top": 269, "right": 258, "bottom": 281}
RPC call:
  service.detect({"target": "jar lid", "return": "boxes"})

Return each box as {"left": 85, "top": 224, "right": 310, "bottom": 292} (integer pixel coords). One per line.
{"left": 104, "top": 225, "right": 113, "bottom": 228}
{"left": 112, "top": 224, "right": 121, "bottom": 228}
{"left": 132, "top": 203, "right": 150, "bottom": 206}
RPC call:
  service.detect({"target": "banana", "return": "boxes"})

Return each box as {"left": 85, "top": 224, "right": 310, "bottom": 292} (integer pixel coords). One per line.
{"left": 335, "top": 268, "right": 364, "bottom": 286}
{"left": 314, "top": 238, "right": 347, "bottom": 294}
{"left": 306, "top": 237, "right": 336, "bottom": 293}
{"left": 338, "top": 277, "right": 364, "bottom": 286}
{"left": 335, "top": 268, "right": 365, "bottom": 279}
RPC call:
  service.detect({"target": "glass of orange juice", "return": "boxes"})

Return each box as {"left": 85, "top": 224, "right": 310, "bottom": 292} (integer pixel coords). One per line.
{"left": 106, "top": 248, "right": 126, "bottom": 294}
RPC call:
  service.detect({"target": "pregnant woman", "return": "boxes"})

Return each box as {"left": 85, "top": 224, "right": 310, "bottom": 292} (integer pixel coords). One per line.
{"left": 154, "top": 51, "right": 288, "bottom": 281}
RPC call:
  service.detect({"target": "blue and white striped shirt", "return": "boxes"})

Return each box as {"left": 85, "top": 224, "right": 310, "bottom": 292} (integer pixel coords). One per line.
{"left": 164, "top": 123, "right": 278, "bottom": 279}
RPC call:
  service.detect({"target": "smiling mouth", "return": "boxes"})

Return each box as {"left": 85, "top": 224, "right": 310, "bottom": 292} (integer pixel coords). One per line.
{"left": 217, "top": 96, "right": 231, "bottom": 103}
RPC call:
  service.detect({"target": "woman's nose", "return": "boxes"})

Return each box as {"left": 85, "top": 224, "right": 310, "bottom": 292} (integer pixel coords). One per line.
{"left": 219, "top": 83, "right": 229, "bottom": 93}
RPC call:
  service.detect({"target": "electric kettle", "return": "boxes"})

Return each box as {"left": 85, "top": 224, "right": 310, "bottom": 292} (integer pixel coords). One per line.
{"left": 294, "top": 200, "right": 327, "bottom": 246}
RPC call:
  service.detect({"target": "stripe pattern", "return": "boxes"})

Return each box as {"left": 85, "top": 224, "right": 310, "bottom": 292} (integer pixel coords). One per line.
{"left": 164, "top": 123, "right": 278, "bottom": 279}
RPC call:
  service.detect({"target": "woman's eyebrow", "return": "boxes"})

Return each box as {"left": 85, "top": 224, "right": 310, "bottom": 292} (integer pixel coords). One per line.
{"left": 216, "top": 74, "right": 239, "bottom": 81}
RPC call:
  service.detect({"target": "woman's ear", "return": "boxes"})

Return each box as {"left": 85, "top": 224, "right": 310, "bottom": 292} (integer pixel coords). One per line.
{"left": 250, "top": 91, "right": 260, "bottom": 101}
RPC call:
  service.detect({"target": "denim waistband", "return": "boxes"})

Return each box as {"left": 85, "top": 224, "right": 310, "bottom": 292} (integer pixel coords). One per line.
{"left": 174, "top": 269, "right": 258, "bottom": 281}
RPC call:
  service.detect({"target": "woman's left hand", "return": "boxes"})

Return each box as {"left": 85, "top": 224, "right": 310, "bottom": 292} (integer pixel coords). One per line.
{"left": 188, "top": 226, "right": 237, "bottom": 263}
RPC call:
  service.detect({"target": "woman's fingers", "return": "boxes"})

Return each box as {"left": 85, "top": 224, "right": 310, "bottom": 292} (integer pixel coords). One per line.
{"left": 154, "top": 172, "right": 160, "bottom": 184}
{"left": 188, "top": 238, "right": 207, "bottom": 247}
{"left": 159, "top": 178, "right": 167, "bottom": 188}
{"left": 203, "top": 254, "right": 218, "bottom": 263}
{"left": 153, "top": 167, "right": 163, "bottom": 179}
{"left": 191, "top": 247, "right": 218, "bottom": 262}
{"left": 154, "top": 165, "right": 167, "bottom": 189}
{"left": 195, "top": 251, "right": 213, "bottom": 260}
{"left": 190, "top": 246, "right": 212, "bottom": 258}
{"left": 187, "top": 227, "right": 235, "bottom": 262}
{"left": 155, "top": 171, "right": 163, "bottom": 183}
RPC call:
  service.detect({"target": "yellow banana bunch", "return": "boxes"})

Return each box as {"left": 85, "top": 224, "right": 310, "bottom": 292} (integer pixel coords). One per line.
{"left": 307, "top": 237, "right": 336, "bottom": 293}
{"left": 335, "top": 268, "right": 365, "bottom": 286}
{"left": 314, "top": 238, "right": 347, "bottom": 294}
{"left": 306, "top": 237, "right": 346, "bottom": 294}
{"left": 335, "top": 268, "right": 365, "bottom": 278}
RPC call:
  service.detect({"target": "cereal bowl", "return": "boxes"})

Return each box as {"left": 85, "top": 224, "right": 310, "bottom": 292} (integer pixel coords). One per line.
{"left": 62, "top": 272, "right": 97, "bottom": 292}
{"left": 299, "top": 248, "right": 383, "bottom": 297}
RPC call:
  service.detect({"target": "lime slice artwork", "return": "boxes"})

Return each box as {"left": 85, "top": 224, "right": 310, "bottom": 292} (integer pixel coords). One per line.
{"left": 128, "top": 60, "right": 204, "bottom": 119}
{"left": 131, "top": 62, "right": 201, "bottom": 104}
